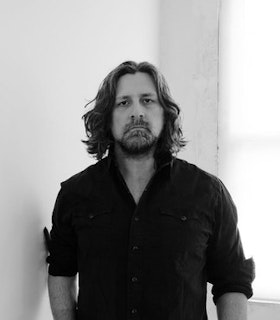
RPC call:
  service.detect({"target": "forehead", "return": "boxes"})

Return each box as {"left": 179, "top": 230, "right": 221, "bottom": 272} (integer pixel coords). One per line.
{"left": 116, "top": 72, "right": 157, "bottom": 97}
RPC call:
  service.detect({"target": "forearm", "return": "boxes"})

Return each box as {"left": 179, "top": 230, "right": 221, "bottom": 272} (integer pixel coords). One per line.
{"left": 48, "top": 275, "right": 77, "bottom": 320}
{"left": 216, "top": 292, "right": 248, "bottom": 320}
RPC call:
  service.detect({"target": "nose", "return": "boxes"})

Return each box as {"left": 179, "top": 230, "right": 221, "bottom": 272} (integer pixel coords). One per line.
{"left": 130, "top": 100, "right": 144, "bottom": 119}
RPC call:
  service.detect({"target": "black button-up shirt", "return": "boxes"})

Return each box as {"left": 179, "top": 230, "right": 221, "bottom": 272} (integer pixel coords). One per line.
{"left": 48, "top": 154, "right": 254, "bottom": 320}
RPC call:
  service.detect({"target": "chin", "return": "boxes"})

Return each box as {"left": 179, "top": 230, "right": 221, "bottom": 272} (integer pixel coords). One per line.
{"left": 118, "top": 139, "right": 157, "bottom": 156}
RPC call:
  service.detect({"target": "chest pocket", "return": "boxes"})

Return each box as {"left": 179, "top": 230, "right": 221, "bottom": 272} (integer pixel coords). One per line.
{"left": 73, "top": 209, "right": 113, "bottom": 230}
{"left": 73, "top": 207, "right": 113, "bottom": 257}
{"left": 158, "top": 207, "right": 212, "bottom": 258}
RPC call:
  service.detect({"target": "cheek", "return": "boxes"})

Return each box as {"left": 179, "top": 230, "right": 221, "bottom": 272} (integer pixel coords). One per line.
{"left": 110, "top": 113, "right": 117, "bottom": 138}
{"left": 111, "top": 112, "right": 125, "bottom": 138}
{"left": 153, "top": 109, "right": 164, "bottom": 133}
{"left": 111, "top": 123, "right": 120, "bottom": 139}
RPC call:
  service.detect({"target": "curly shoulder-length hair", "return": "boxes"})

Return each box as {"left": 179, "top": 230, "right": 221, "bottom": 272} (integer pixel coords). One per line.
{"left": 82, "top": 61, "right": 186, "bottom": 160}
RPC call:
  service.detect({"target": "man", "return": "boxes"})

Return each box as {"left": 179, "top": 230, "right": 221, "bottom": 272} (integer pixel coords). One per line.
{"left": 46, "top": 61, "right": 255, "bottom": 320}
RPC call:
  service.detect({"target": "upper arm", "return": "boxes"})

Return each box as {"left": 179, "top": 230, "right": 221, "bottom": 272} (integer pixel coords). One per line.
{"left": 48, "top": 185, "right": 78, "bottom": 277}
{"left": 206, "top": 179, "right": 255, "bottom": 304}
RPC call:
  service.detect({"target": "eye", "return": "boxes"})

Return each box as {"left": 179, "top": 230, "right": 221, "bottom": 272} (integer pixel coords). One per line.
{"left": 117, "top": 100, "right": 129, "bottom": 107}
{"left": 143, "top": 98, "right": 153, "bottom": 104}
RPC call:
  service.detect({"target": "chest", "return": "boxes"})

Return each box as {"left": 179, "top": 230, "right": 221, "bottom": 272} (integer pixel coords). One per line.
{"left": 125, "top": 182, "right": 146, "bottom": 204}
{"left": 71, "top": 193, "right": 214, "bottom": 267}
{"left": 124, "top": 175, "right": 152, "bottom": 205}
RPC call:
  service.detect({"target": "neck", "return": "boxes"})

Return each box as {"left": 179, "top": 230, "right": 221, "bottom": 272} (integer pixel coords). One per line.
{"left": 113, "top": 145, "right": 156, "bottom": 181}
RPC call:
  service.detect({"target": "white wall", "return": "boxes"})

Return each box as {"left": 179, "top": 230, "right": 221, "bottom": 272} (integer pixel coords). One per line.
{"left": 159, "top": 0, "right": 219, "bottom": 175}
{"left": 0, "top": 1, "right": 159, "bottom": 319}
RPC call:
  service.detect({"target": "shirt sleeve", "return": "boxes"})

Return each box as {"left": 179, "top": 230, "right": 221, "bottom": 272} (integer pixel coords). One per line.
{"left": 47, "top": 183, "right": 78, "bottom": 277}
{"left": 206, "top": 179, "right": 255, "bottom": 304}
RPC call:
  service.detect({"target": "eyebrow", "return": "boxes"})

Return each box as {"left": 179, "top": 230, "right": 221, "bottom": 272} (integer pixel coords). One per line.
{"left": 142, "top": 93, "right": 157, "bottom": 97}
{"left": 116, "top": 93, "right": 157, "bottom": 100}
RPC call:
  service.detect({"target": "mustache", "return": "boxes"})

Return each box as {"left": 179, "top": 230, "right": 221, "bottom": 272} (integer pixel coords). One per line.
{"left": 124, "top": 118, "right": 151, "bottom": 134}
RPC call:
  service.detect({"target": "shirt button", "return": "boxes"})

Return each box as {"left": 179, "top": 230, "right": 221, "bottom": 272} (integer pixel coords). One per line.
{"left": 181, "top": 215, "right": 187, "bottom": 221}
{"left": 131, "top": 308, "right": 138, "bottom": 314}
{"left": 132, "top": 245, "right": 139, "bottom": 251}
{"left": 134, "top": 216, "right": 139, "bottom": 222}
{"left": 131, "top": 276, "right": 138, "bottom": 282}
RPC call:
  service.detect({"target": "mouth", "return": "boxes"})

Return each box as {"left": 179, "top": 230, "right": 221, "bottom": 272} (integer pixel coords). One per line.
{"left": 130, "top": 126, "right": 147, "bottom": 130}
{"left": 125, "top": 125, "right": 149, "bottom": 134}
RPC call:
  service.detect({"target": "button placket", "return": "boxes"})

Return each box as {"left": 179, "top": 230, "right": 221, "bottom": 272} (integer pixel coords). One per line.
{"left": 127, "top": 201, "right": 145, "bottom": 318}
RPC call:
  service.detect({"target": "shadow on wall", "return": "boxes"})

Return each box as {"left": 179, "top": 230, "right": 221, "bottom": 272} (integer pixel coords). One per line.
{"left": 14, "top": 201, "right": 48, "bottom": 320}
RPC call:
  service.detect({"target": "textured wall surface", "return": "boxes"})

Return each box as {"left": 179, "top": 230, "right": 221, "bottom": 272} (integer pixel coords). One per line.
{"left": 159, "top": 0, "right": 219, "bottom": 176}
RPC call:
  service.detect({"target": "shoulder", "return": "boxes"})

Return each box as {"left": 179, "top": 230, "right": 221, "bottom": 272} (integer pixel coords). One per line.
{"left": 173, "top": 159, "right": 237, "bottom": 213}
{"left": 60, "top": 157, "right": 109, "bottom": 196}
{"left": 171, "top": 158, "right": 234, "bottom": 218}
{"left": 172, "top": 157, "right": 221, "bottom": 191}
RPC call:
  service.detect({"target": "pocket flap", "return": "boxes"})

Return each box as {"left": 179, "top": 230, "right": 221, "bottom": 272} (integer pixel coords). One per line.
{"left": 73, "top": 206, "right": 112, "bottom": 229}
{"left": 160, "top": 207, "right": 199, "bottom": 222}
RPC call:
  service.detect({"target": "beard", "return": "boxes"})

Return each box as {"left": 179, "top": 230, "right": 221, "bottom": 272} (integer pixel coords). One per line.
{"left": 115, "top": 120, "right": 159, "bottom": 156}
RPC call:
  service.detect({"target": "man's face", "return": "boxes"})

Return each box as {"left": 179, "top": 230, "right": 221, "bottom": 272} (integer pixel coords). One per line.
{"left": 111, "top": 72, "right": 164, "bottom": 156}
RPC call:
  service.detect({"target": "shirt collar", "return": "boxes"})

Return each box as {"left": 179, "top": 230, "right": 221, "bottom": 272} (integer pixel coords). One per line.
{"left": 106, "top": 147, "right": 174, "bottom": 176}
